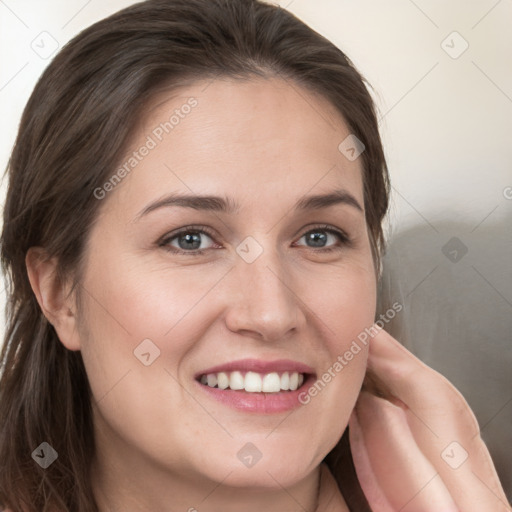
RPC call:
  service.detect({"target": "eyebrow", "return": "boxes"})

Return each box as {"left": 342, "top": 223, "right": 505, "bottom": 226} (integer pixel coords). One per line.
{"left": 134, "top": 188, "right": 363, "bottom": 221}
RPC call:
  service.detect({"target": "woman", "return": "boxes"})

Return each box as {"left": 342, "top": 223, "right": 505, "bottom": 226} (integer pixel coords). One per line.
{"left": 0, "top": 0, "right": 509, "bottom": 510}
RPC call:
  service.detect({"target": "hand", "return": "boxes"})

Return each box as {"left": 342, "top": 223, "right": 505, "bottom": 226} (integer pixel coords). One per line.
{"left": 348, "top": 325, "right": 511, "bottom": 512}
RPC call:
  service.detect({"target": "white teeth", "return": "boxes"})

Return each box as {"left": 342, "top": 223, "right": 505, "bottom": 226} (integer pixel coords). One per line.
{"left": 280, "top": 371, "right": 290, "bottom": 390}
{"left": 217, "top": 372, "right": 229, "bottom": 389}
{"left": 200, "top": 370, "right": 306, "bottom": 393}
{"left": 229, "top": 371, "right": 244, "bottom": 390}
{"left": 262, "top": 372, "right": 281, "bottom": 392}
{"left": 289, "top": 372, "right": 299, "bottom": 391}
{"left": 245, "top": 372, "right": 262, "bottom": 392}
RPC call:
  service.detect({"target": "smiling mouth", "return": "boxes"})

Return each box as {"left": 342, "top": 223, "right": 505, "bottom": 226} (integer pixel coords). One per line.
{"left": 197, "top": 371, "right": 308, "bottom": 393}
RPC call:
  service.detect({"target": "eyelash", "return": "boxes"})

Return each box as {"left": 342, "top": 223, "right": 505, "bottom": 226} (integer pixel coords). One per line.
{"left": 158, "top": 224, "right": 353, "bottom": 256}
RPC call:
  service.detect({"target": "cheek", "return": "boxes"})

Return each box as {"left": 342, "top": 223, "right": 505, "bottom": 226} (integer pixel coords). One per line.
{"left": 297, "top": 259, "right": 376, "bottom": 442}
{"left": 76, "top": 254, "right": 220, "bottom": 468}
{"left": 304, "top": 255, "right": 377, "bottom": 348}
{"left": 80, "top": 251, "right": 220, "bottom": 346}
{"left": 76, "top": 248, "right": 234, "bottom": 421}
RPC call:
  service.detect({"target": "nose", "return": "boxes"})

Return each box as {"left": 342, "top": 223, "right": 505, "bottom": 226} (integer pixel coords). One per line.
{"left": 223, "top": 244, "right": 307, "bottom": 342}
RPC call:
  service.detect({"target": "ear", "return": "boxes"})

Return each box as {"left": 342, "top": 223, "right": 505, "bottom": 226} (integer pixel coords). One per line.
{"left": 25, "top": 247, "right": 82, "bottom": 351}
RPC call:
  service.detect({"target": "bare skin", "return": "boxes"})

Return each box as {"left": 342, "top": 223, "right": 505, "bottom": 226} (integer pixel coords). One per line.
{"left": 26, "top": 76, "right": 376, "bottom": 511}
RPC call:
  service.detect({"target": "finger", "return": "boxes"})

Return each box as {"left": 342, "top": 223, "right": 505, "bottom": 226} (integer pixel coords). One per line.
{"left": 366, "top": 327, "right": 511, "bottom": 511}
{"left": 348, "top": 409, "right": 395, "bottom": 512}
{"left": 349, "top": 390, "right": 459, "bottom": 512}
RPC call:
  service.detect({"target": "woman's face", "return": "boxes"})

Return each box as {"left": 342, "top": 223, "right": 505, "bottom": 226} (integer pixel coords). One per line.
{"left": 75, "top": 77, "right": 377, "bottom": 492}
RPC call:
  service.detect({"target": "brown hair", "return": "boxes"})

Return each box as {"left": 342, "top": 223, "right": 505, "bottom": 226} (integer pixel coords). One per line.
{"left": 0, "top": 0, "right": 388, "bottom": 510}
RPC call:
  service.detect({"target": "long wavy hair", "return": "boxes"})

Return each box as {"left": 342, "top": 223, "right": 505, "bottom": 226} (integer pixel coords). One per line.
{"left": 0, "top": 0, "right": 389, "bottom": 510}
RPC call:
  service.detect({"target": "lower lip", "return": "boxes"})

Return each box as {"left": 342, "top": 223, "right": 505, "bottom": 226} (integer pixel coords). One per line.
{"left": 195, "top": 374, "right": 316, "bottom": 413}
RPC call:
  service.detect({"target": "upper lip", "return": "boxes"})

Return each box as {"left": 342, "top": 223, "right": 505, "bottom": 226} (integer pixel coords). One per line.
{"left": 195, "top": 358, "right": 315, "bottom": 379}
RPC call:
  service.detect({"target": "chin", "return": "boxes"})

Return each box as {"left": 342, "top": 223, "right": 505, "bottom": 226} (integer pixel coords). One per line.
{"left": 182, "top": 430, "right": 325, "bottom": 489}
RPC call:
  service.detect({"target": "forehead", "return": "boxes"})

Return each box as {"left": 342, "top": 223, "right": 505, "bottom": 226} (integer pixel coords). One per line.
{"left": 104, "top": 77, "right": 365, "bottom": 219}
